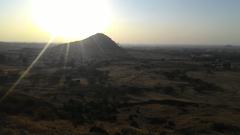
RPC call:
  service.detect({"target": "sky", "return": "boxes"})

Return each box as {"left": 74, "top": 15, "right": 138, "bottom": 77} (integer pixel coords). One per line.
{"left": 0, "top": 0, "right": 240, "bottom": 45}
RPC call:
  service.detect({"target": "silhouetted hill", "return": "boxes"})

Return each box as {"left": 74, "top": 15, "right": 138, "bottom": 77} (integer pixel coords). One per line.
{"left": 43, "top": 33, "right": 130, "bottom": 66}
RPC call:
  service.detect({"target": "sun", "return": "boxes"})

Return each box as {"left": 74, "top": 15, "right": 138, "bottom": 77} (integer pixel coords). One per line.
{"left": 31, "top": 0, "right": 111, "bottom": 40}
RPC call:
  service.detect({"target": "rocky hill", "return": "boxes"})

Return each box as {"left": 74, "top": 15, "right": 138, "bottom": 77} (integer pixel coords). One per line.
{"left": 42, "top": 33, "right": 130, "bottom": 66}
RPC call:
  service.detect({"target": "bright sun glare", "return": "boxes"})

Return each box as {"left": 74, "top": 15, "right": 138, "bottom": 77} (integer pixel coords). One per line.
{"left": 32, "top": 0, "right": 111, "bottom": 40}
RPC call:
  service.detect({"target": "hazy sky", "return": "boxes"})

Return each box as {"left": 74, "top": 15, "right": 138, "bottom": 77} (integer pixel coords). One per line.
{"left": 0, "top": 0, "right": 240, "bottom": 45}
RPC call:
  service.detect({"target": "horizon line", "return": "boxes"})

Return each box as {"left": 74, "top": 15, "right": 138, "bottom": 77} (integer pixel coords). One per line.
{"left": 0, "top": 40, "right": 239, "bottom": 46}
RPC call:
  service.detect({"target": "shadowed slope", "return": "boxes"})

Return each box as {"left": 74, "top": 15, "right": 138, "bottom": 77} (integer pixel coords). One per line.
{"left": 43, "top": 33, "right": 130, "bottom": 66}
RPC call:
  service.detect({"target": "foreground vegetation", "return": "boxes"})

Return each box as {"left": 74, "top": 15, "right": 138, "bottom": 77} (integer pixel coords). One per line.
{"left": 1, "top": 45, "right": 240, "bottom": 135}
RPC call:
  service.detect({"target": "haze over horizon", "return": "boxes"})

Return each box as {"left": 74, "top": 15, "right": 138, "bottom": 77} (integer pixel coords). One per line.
{"left": 0, "top": 0, "right": 240, "bottom": 45}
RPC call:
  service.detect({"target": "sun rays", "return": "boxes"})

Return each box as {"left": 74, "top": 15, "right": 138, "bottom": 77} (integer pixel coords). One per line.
{"left": 0, "top": 37, "right": 55, "bottom": 102}
{"left": 0, "top": 0, "right": 112, "bottom": 102}
{"left": 0, "top": 37, "right": 77, "bottom": 102}
{"left": 60, "top": 42, "right": 71, "bottom": 85}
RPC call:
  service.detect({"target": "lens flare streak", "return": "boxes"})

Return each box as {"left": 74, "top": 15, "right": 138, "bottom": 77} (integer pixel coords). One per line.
{"left": 0, "top": 37, "right": 55, "bottom": 102}
{"left": 64, "top": 42, "right": 70, "bottom": 70}
{"left": 60, "top": 42, "right": 70, "bottom": 84}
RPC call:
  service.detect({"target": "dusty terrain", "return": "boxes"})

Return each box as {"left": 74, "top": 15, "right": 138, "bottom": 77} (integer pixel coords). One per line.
{"left": 0, "top": 40, "right": 240, "bottom": 135}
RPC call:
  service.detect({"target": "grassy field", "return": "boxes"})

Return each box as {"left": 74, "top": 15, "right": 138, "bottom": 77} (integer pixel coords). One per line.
{"left": 1, "top": 45, "right": 240, "bottom": 135}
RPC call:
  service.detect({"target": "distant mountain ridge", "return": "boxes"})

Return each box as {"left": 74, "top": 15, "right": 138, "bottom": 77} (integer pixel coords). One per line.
{"left": 42, "top": 33, "right": 130, "bottom": 66}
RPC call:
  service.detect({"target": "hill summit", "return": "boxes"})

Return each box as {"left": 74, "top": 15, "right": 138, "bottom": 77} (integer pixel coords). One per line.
{"left": 43, "top": 33, "right": 130, "bottom": 66}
